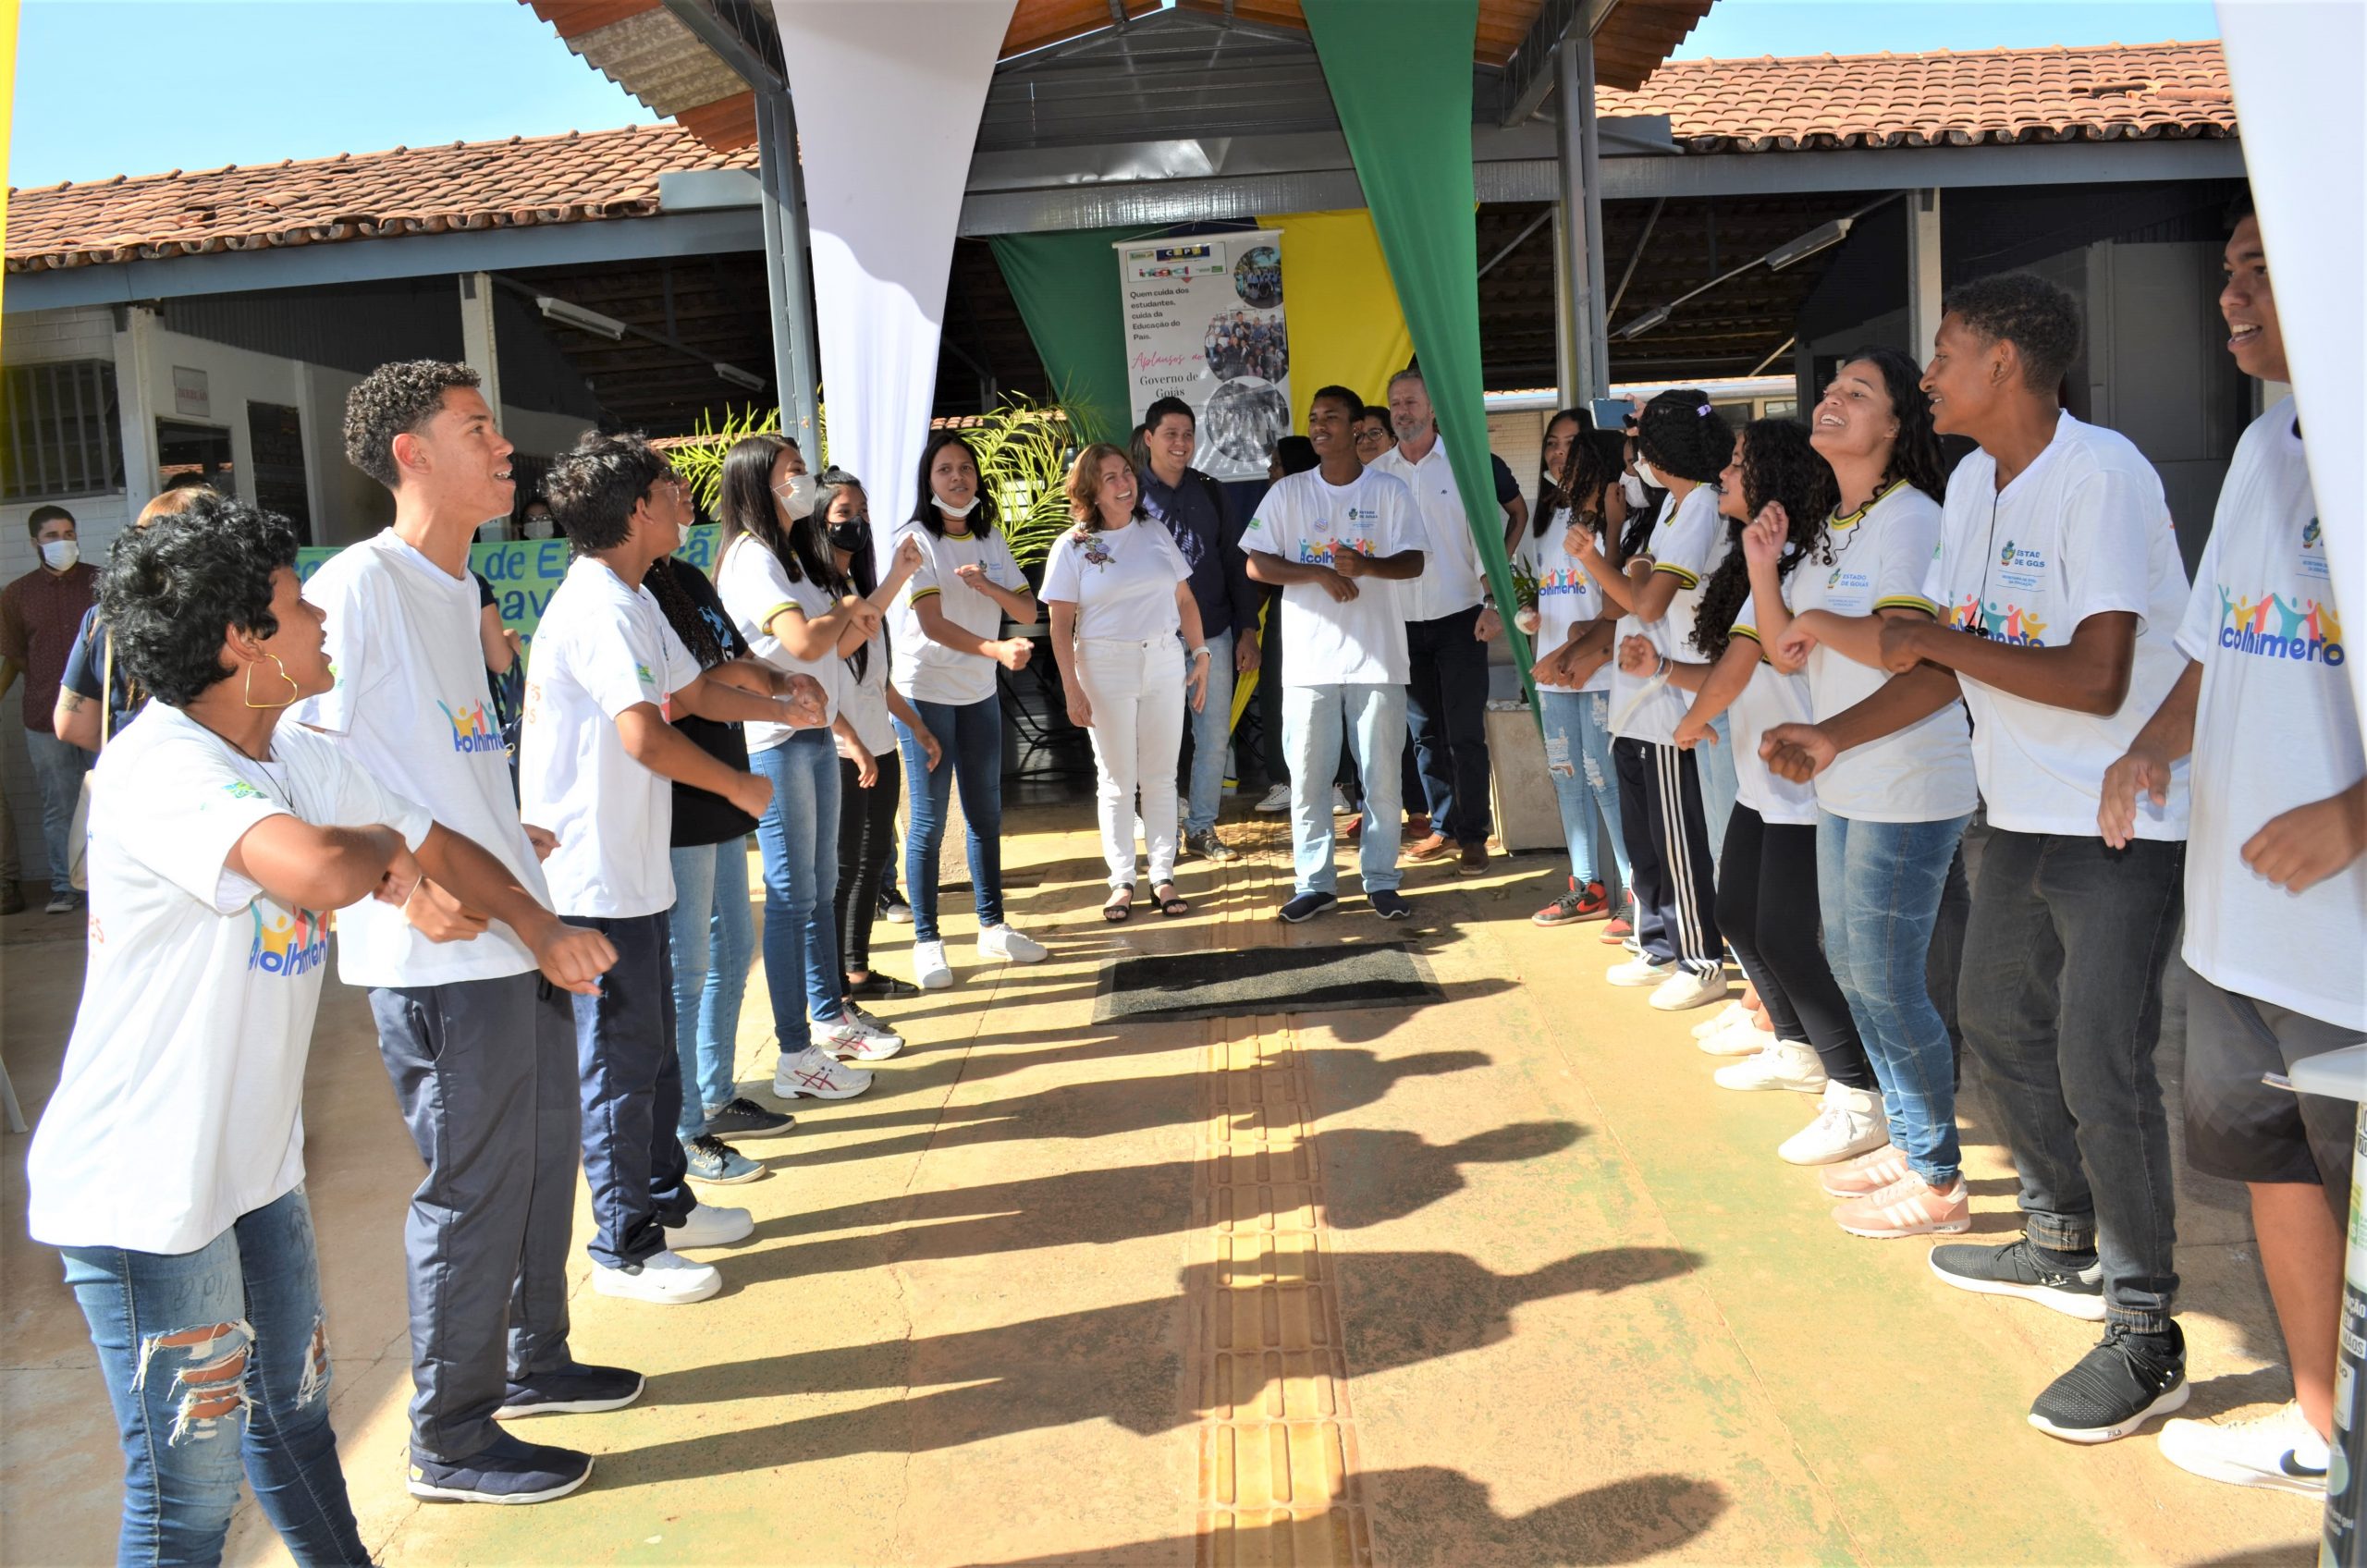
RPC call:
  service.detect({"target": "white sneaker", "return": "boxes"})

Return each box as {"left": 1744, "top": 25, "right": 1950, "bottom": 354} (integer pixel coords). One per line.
{"left": 1255, "top": 783, "right": 1293, "bottom": 814}
{"left": 592, "top": 1250, "right": 719, "bottom": 1305}
{"left": 2158, "top": 1402, "right": 2329, "bottom": 1496}
{"left": 1712, "top": 1038, "right": 1829, "bottom": 1092}
{"left": 816, "top": 1012, "right": 904, "bottom": 1061}
{"left": 1690, "top": 1001, "right": 1747, "bottom": 1040}
{"left": 1331, "top": 787, "right": 1355, "bottom": 816}
{"left": 1606, "top": 955, "right": 1675, "bottom": 987}
{"left": 912, "top": 938, "right": 952, "bottom": 989}
{"left": 1648, "top": 967, "right": 1729, "bottom": 1011}
{"left": 773, "top": 1045, "right": 873, "bottom": 1100}
{"left": 664, "top": 1204, "right": 754, "bottom": 1248}
{"left": 1697, "top": 1013, "right": 1771, "bottom": 1057}
{"left": 1779, "top": 1082, "right": 1889, "bottom": 1165}
{"left": 977, "top": 924, "right": 1048, "bottom": 963}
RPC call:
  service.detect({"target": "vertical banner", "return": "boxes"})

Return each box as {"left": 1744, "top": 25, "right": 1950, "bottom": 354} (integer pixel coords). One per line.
{"left": 1116, "top": 230, "right": 1292, "bottom": 481}
{"left": 768, "top": 0, "right": 1016, "bottom": 553}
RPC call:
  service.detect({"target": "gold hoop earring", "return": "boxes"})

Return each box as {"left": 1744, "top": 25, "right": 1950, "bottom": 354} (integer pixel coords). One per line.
{"left": 242, "top": 653, "right": 301, "bottom": 710}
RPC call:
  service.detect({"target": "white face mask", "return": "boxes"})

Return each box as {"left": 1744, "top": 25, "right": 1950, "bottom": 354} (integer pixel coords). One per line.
{"left": 522, "top": 514, "right": 554, "bottom": 540}
{"left": 1621, "top": 472, "right": 1649, "bottom": 508}
{"left": 40, "top": 538, "right": 79, "bottom": 571}
{"left": 1632, "top": 459, "right": 1664, "bottom": 493}
{"left": 776, "top": 471, "right": 817, "bottom": 521}
{"left": 933, "top": 493, "right": 980, "bottom": 520}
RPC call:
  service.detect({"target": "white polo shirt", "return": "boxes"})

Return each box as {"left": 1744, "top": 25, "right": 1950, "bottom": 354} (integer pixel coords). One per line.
{"left": 1371, "top": 441, "right": 1484, "bottom": 623}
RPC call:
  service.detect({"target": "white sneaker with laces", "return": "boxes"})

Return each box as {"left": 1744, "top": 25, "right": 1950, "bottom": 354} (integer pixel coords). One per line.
{"left": 592, "top": 1250, "right": 720, "bottom": 1305}
{"left": 773, "top": 1045, "right": 874, "bottom": 1100}
{"left": 2158, "top": 1402, "right": 2329, "bottom": 1496}
{"left": 1605, "top": 955, "right": 1675, "bottom": 987}
{"left": 1712, "top": 1039, "right": 1829, "bottom": 1093}
{"left": 665, "top": 1204, "right": 754, "bottom": 1248}
{"left": 1690, "top": 1001, "right": 1747, "bottom": 1039}
{"left": 1778, "top": 1082, "right": 1889, "bottom": 1165}
{"left": 1697, "top": 1014, "right": 1771, "bottom": 1058}
{"left": 977, "top": 924, "right": 1048, "bottom": 963}
{"left": 1255, "top": 783, "right": 1293, "bottom": 814}
{"left": 1648, "top": 967, "right": 1729, "bottom": 1011}
{"left": 816, "top": 1012, "right": 904, "bottom": 1061}
{"left": 912, "top": 938, "right": 952, "bottom": 989}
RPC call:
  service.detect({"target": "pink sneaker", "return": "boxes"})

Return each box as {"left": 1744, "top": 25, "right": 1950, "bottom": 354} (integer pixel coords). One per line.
{"left": 1819, "top": 1144, "right": 1908, "bottom": 1199}
{"left": 1832, "top": 1173, "right": 1970, "bottom": 1239}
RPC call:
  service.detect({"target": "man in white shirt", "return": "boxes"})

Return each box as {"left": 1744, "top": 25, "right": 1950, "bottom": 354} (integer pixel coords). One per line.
{"left": 1765, "top": 275, "right": 2193, "bottom": 1445}
{"left": 1244, "top": 385, "right": 1426, "bottom": 922}
{"left": 2103, "top": 202, "right": 2360, "bottom": 1495}
{"left": 1372, "top": 370, "right": 1495, "bottom": 875}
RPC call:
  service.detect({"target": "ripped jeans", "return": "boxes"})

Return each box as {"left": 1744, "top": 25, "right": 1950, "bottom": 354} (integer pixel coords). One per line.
{"left": 60, "top": 1188, "right": 367, "bottom": 1566}
{"left": 1537, "top": 688, "right": 1631, "bottom": 892}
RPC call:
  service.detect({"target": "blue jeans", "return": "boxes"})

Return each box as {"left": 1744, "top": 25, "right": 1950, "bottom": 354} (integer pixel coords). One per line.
{"left": 61, "top": 1189, "right": 367, "bottom": 1566}
{"left": 752, "top": 731, "right": 844, "bottom": 1053}
{"left": 1183, "top": 629, "right": 1235, "bottom": 835}
{"left": 667, "top": 838, "right": 754, "bottom": 1138}
{"left": 1696, "top": 712, "right": 1737, "bottom": 855}
{"left": 1537, "top": 689, "right": 1630, "bottom": 890}
{"left": 1816, "top": 810, "right": 1972, "bottom": 1186}
{"left": 898, "top": 693, "right": 1005, "bottom": 941}
{"left": 26, "top": 727, "right": 90, "bottom": 895}
{"left": 1282, "top": 683, "right": 1404, "bottom": 897}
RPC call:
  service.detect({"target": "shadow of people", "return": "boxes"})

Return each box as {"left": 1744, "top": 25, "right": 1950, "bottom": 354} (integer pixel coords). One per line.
{"left": 630, "top": 1245, "right": 1702, "bottom": 1484}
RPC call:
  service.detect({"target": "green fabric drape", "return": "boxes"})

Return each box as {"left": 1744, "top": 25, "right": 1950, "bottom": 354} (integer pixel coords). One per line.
{"left": 987, "top": 227, "right": 1135, "bottom": 445}
{"left": 1301, "top": 0, "right": 1537, "bottom": 701}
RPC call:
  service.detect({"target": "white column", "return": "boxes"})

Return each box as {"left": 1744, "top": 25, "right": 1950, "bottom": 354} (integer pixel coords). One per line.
{"left": 1554, "top": 38, "right": 1610, "bottom": 403}
{"left": 1907, "top": 189, "right": 1944, "bottom": 364}
{"left": 458, "top": 272, "right": 503, "bottom": 421}
{"left": 111, "top": 304, "right": 159, "bottom": 505}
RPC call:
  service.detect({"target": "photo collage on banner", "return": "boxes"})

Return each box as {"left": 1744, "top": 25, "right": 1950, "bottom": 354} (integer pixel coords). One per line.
{"left": 1116, "top": 230, "right": 1291, "bottom": 481}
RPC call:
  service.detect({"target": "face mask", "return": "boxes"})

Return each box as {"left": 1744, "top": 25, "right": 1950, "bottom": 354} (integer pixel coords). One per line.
{"left": 1632, "top": 459, "right": 1664, "bottom": 492}
{"left": 523, "top": 515, "right": 554, "bottom": 540}
{"left": 934, "top": 493, "right": 980, "bottom": 520}
{"left": 828, "top": 519, "right": 869, "bottom": 555}
{"left": 1621, "top": 472, "right": 1649, "bottom": 508}
{"left": 40, "top": 539, "right": 79, "bottom": 571}
{"left": 775, "top": 471, "right": 817, "bottom": 521}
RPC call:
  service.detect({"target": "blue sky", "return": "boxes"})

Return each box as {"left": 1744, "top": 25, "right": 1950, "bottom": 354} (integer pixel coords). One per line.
{"left": 7, "top": 0, "right": 2222, "bottom": 190}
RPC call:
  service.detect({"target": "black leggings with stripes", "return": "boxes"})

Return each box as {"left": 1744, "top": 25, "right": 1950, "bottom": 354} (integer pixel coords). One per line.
{"left": 1714, "top": 803, "right": 1877, "bottom": 1089}
{"left": 1613, "top": 737, "right": 1723, "bottom": 978}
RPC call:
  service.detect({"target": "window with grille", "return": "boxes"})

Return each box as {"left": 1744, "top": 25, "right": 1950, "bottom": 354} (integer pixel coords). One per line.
{"left": 0, "top": 360, "right": 124, "bottom": 502}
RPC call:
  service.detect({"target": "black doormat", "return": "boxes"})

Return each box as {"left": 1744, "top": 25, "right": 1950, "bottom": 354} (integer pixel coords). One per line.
{"left": 1093, "top": 942, "right": 1443, "bottom": 1025}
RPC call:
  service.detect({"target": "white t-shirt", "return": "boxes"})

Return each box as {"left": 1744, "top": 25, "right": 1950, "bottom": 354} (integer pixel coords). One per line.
{"left": 1040, "top": 519, "right": 1191, "bottom": 641}
{"left": 1242, "top": 467, "right": 1419, "bottom": 686}
{"left": 1518, "top": 504, "right": 1614, "bottom": 695}
{"left": 27, "top": 705, "right": 432, "bottom": 1253}
{"left": 838, "top": 631, "right": 895, "bottom": 759}
{"left": 288, "top": 530, "right": 549, "bottom": 988}
{"left": 1922, "top": 413, "right": 2193, "bottom": 839}
{"left": 2177, "top": 398, "right": 2362, "bottom": 1028}
{"left": 890, "top": 521, "right": 1026, "bottom": 707}
{"left": 714, "top": 533, "right": 845, "bottom": 753}
{"left": 1780, "top": 484, "right": 1979, "bottom": 824}
{"left": 519, "top": 557, "right": 703, "bottom": 918}
{"left": 1370, "top": 442, "right": 1484, "bottom": 622}
{"left": 1610, "top": 485, "right": 1725, "bottom": 746}
{"left": 1723, "top": 598, "right": 1820, "bottom": 827}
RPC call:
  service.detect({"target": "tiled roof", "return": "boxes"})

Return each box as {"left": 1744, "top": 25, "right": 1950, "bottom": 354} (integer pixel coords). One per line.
{"left": 5, "top": 123, "right": 751, "bottom": 274}
{"left": 1600, "top": 40, "right": 2234, "bottom": 153}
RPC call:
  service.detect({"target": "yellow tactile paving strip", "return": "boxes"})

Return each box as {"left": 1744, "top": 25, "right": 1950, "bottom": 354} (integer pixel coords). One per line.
{"left": 1191, "top": 830, "right": 1374, "bottom": 1567}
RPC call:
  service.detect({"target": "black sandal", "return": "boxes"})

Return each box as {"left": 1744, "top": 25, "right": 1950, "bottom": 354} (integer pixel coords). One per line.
{"left": 1103, "top": 886, "right": 1136, "bottom": 923}
{"left": 1153, "top": 882, "right": 1190, "bottom": 918}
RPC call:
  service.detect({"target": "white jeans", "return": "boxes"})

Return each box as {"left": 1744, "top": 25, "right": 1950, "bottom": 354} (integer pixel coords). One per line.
{"left": 1077, "top": 634, "right": 1186, "bottom": 889}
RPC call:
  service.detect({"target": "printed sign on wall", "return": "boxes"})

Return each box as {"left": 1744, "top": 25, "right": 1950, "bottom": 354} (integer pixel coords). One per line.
{"left": 1116, "top": 230, "right": 1290, "bottom": 481}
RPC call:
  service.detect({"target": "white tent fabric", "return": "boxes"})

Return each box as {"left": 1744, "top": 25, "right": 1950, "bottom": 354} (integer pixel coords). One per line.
{"left": 2217, "top": 0, "right": 2365, "bottom": 720}
{"left": 767, "top": 0, "right": 1017, "bottom": 551}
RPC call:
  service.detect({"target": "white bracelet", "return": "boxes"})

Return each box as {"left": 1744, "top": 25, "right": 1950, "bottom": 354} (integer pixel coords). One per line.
{"left": 1189, "top": 645, "right": 1211, "bottom": 661}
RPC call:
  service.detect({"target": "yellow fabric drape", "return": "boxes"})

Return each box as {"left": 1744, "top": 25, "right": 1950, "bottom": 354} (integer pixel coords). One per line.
{"left": 1258, "top": 209, "right": 1415, "bottom": 427}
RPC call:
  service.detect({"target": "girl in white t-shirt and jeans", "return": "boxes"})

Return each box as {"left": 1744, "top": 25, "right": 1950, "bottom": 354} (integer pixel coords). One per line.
{"left": 1044, "top": 443, "right": 1213, "bottom": 919}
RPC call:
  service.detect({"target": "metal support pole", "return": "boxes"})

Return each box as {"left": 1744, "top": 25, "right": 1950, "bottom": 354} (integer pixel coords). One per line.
{"left": 458, "top": 271, "right": 503, "bottom": 421}
{"left": 1554, "top": 33, "right": 1611, "bottom": 405}
{"left": 1907, "top": 188, "right": 1944, "bottom": 364}
{"left": 756, "top": 90, "right": 822, "bottom": 453}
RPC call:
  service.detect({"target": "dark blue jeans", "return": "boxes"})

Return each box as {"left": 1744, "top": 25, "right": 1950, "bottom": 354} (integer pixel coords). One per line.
{"left": 1959, "top": 830, "right": 2186, "bottom": 1331}
{"left": 61, "top": 1188, "right": 367, "bottom": 1566}
{"left": 571, "top": 912, "right": 696, "bottom": 1270}
{"left": 898, "top": 692, "right": 1005, "bottom": 942}
{"left": 1403, "top": 603, "right": 1493, "bottom": 842}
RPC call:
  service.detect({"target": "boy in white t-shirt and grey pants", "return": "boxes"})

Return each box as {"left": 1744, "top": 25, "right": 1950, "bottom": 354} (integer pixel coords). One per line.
{"left": 524, "top": 433, "right": 828, "bottom": 1307}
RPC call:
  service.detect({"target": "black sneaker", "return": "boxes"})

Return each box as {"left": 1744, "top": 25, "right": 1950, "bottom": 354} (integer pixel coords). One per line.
{"left": 496, "top": 1361, "right": 644, "bottom": 1419}
{"left": 1929, "top": 1238, "right": 2105, "bottom": 1321}
{"left": 1186, "top": 827, "right": 1240, "bottom": 863}
{"left": 1368, "top": 889, "right": 1413, "bottom": 920}
{"left": 1277, "top": 891, "right": 1339, "bottom": 924}
{"left": 845, "top": 972, "right": 921, "bottom": 999}
{"left": 409, "top": 1431, "right": 594, "bottom": 1504}
{"left": 702, "top": 1096, "right": 795, "bottom": 1139}
{"left": 2028, "top": 1321, "right": 2189, "bottom": 1444}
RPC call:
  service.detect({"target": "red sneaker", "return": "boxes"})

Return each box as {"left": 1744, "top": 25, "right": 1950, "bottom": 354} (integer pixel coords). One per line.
{"left": 1534, "top": 878, "right": 1612, "bottom": 926}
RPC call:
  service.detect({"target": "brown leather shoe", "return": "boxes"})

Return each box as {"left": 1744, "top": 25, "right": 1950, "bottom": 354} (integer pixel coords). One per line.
{"left": 1401, "top": 813, "right": 1432, "bottom": 843}
{"left": 1456, "top": 840, "right": 1489, "bottom": 875}
{"left": 1404, "top": 832, "right": 1452, "bottom": 863}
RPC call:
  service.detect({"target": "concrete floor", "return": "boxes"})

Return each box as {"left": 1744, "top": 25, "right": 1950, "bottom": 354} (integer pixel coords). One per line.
{"left": 0, "top": 802, "right": 2327, "bottom": 1567}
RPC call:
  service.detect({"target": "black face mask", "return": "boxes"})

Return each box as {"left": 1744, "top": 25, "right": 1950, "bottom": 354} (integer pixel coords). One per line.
{"left": 828, "top": 519, "right": 869, "bottom": 555}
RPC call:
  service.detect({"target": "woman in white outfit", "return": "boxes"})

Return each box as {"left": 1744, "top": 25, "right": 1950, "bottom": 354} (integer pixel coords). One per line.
{"left": 1043, "top": 443, "right": 1212, "bottom": 921}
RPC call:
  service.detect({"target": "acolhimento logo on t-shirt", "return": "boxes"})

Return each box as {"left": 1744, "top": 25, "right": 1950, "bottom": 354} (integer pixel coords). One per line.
{"left": 2215, "top": 585, "right": 2345, "bottom": 668}
{"left": 1536, "top": 565, "right": 1595, "bottom": 598}
{"left": 436, "top": 699, "right": 505, "bottom": 755}
{"left": 1949, "top": 595, "right": 2049, "bottom": 645}
{"left": 250, "top": 906, "right": 331, "bottom": 977}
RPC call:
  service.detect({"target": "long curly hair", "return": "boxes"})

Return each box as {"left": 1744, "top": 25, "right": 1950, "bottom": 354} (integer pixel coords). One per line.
{"left": 1636, "top": 388, "right": 1732, "bottom": 484}
{"left": 1834, "top": 345, "right": 1950, "bottom": 505}
{"left": 1533, "top": 410, "right": 1621, "bottom": 540}
{"left": 1691, "top": 420, "right": 1838, "bottom": 661}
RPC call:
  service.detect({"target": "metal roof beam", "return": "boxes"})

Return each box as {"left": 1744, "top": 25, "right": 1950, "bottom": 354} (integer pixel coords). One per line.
{"left": 1502, "top": 0, "right": 1616, "bottom": 127}
{"left": 656, "top": 0, "right": 782, "bottom": 89}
